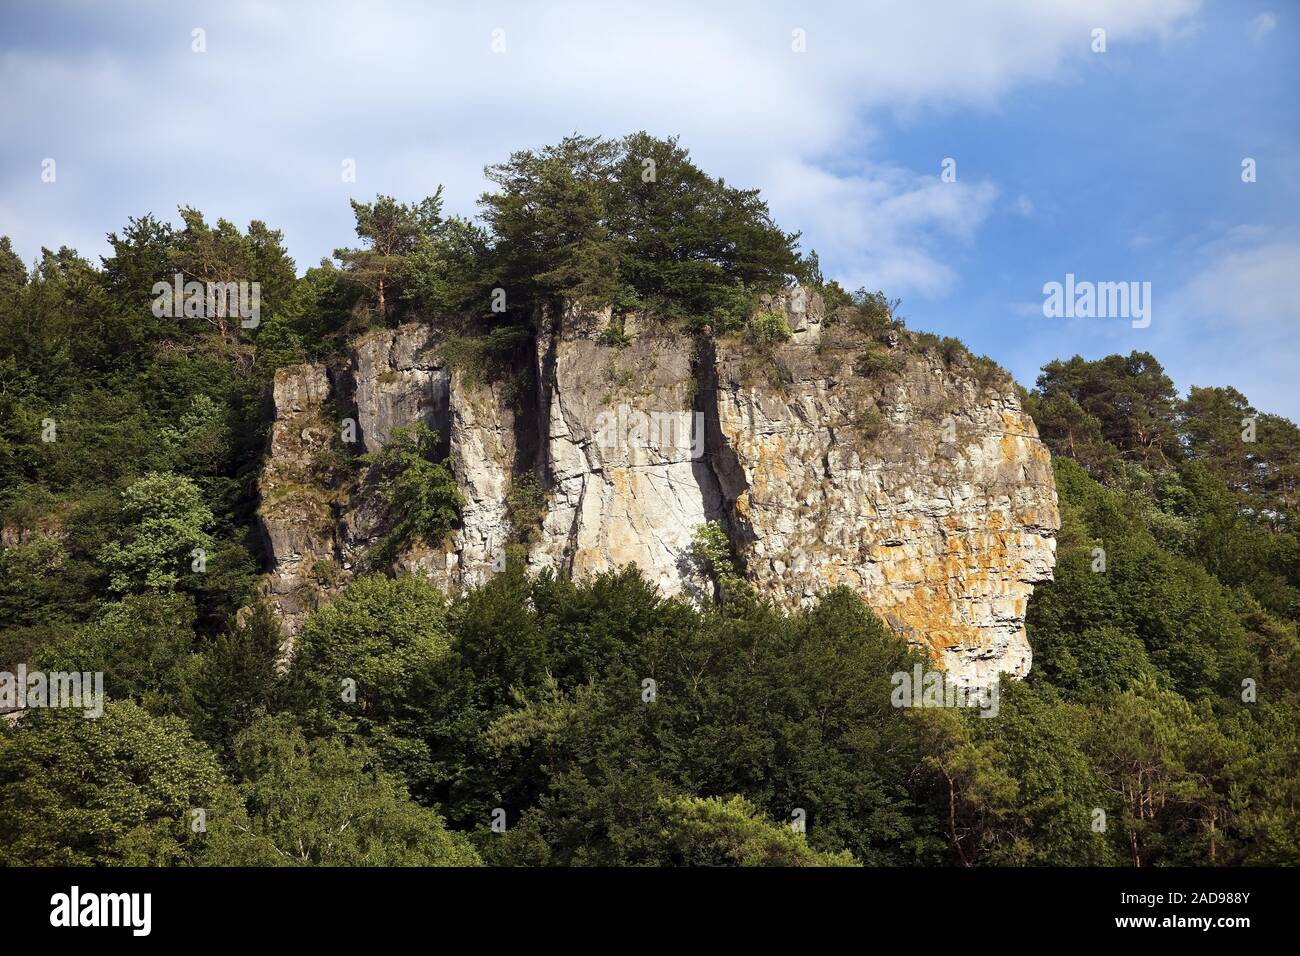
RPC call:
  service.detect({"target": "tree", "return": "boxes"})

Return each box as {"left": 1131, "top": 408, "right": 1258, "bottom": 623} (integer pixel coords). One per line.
{"left": 211, "top": 715, "right": 480, "bottom": 866}
{"left": 189, "top": 603, "right": 284, "bottom": 758}
{"left": 658, "top": 794, "right": 860, "bottom": 866}
{"left": 158, "top": 393, "right": 233, "bottom": 476}
{"left": 451, "top": 576, "right": 935, "bottom": 865}
{"left": 358, "top": 422, "right": 463, "bottom": 565}
{"left": 401, "top": 215, "right": 493, "bottom": 316}
{"left": 691, "top": 520, "right": 752, "bottom": 608}
{"left": 0, "top": 534, "right": 94, "bottom": 634}
{"left": 101, "top": 214, "right": 175, "bottom": 307}
{"left": 606, "top": 132, "right": 806, "bottom": 327}
{"left": 170, "top": 208, "right": 297, "bottom": 348}
{"left": 285, "top": 573, "right": 453, "bottom": 791}
{"left": 98, "top": 471, "right": 216, "bottom": 593}
{"left": 0, "top": 235, "right": 27, "bottom": 292}
{"left": 0, "top": 701, "right": 237, "bottom": 865}
{"left": 481, "top": 135, "right": 622, "bottom": 312}
{"left": 1028, "top": 458, "right": 1253, "bottom": 700}
{"left": 36, "top": 592, "right": 200, "bottom": 715}
{"left": 1082, "top": 682, "right": 1202, "bottom": 867}
{"left": 479, "top": 132, "right": 809, "bottom": 326}
{"left": 1181, "top": 385, "right": 1256, "bottom": 491}
{"left": 914, "top": 706, "right": 1019, "bottom": 866}
{"left": 1023, "top": 388, "right": 1116, "bottom": 475}
{"left": 1032, "top": 352, "right": 1181, "bottom": 468}
{"left": 1182, "top": 385, "right": 1300, "bottom": 524}
{"left": 335, "top": 192, "right": 445, "bottom": 321}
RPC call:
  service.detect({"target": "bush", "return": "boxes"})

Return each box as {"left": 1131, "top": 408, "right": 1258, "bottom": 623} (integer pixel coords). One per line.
{"left": 854, "top": 347, "right": 904, "bottom": 377}
{"left": 506, "top": 471, "right": 547, "bottom": 546}
{"left": 746, "top": 310, "right": 792, "bottom": 347}
{"left": 359, "top": 422, "right": 463, "bottom": 565}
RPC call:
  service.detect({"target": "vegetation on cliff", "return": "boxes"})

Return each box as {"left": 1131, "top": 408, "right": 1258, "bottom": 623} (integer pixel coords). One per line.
{"left": 0, "top": 135, "right": 1297, "bottom": 866}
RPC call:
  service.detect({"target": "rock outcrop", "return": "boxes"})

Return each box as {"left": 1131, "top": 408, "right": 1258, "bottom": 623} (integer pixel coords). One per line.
{"left": 349, "top": 324, "right": 450, "bottom": 455}
{"left": 530, "top": 303, "right": 718, "bottom": 600}
{"left": 257, "top": 294, "right": 1059, "bottom": 686}
{"left": 710, "top": 290, "right": 1057, "bottom": 686}
{"left": 258, "top": 363, "right": 339, "bottom": 636}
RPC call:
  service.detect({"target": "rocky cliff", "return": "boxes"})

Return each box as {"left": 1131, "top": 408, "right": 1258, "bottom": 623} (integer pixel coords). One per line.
{"left": 257, "top": 292, "right": 1059, "bottom": 686}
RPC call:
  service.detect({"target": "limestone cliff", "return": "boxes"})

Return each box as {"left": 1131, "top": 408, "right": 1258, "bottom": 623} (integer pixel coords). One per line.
{"left": 530, "top": 303, "right": 718, "bottom": 601}
{"left": 257, "top": 294, "right": 1059, "bottom": 684}
{"left": 709, "top": 290, "right": 1057, "bottom": 686}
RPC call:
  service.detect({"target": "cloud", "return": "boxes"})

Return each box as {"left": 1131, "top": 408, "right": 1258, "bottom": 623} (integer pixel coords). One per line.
{"left": 0, "top": 0, "right": 1200, "bottom": 299}
{"left": 1175, "top": 235, "right": 1300, "bottom": 329}
{"left": 1155, "top": 228, "right": 1300, "bottom": 416}
{"left": 767, "top": 158, "right": 998, "bottom": 296}
{"left": 1247, "top": 11, "right": 1278, "bottom": 42}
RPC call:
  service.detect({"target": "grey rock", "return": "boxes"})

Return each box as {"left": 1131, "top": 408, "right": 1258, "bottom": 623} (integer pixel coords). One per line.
{"left": 350, "top": 324, "right": 450, "bottom": 454}
{"left": 257, "top": 306, "right": 1059, "bottom": 688}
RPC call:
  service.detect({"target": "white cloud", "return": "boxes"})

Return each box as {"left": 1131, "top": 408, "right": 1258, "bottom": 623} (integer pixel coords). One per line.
{"left": 0, "top": 0, "right": 1200, "bottom": 298}
{"left": 767, "top": 157, "right": 998, "bottom": 295}
{"left": 1176, "top": 236, "right": 1300, "bottom": 329}
{"left": 1247, "top": 11, "right": 1278, "bottom": 42}
{"left": 1154, "top": 228, "right": 1300, "bottom": 416}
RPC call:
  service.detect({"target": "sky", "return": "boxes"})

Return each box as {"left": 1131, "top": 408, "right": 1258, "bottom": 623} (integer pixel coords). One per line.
{"left": 2, "top": 0, "right": 1297, "bottom": 417}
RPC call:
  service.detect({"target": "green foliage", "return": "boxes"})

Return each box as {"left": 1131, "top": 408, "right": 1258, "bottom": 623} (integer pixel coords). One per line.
{"left": 916, "top": 681, "right": 1115, "bottom": 866}
{"left": 0, "top": 535, "right": 95, "bottom": 638}
{"left": 358, "top": 422, "right": 463, "bottom": 565}
{"left": 98, "top": 472, "right": 216, "bottom": 594}
{"left": 830, "top": 288, "right": 902, "bottom": 337}
{"left": 483, "top": 135, "right": 623, "bottom": 311}
{"left": 658, "top": 795, "right": 860, "bottom": 866}
{"left": 746, "top": 310, "right": 792, "bottom": 347}
{"left": 1028, "top": 458, "right": 1253, "bottom": 699}
{"left": 285, "top": 573, "right": 453, "bottom": 791}
{"left": 437, "top": 325, "right": 531, "bottom": 385}
{"left": 188, "top": 603, "right": 283, "bottom": 758}
{"left": 853, "top": 346, "right": 904, "bottom": 377}
{"left": 854, "top": 408, "right": 887, "bottom": 442}
{"left": 1023, "top": 387, "right": 1116, "bottom": 475}
{"left": 505, "top": 471, "right": 547, "bottom": 546}
{"left": 1181, "top": 384, "right": 1300, "bottom": 524}
{"left": 334, "top": 192, "right": 445, "bottom": 322}
{"left": 691, "top": 520, "right": 754, "bottom": 608}
{"left": 400, "top": 215, "right": 494, "bottom": 318}
{"left": 158, "top": 394, "right": 232, "bottom": 476}
{"left": 481, "top": 132, "right": 809, "bottom": 327}
{"left": 208, "top": 715, "right": 480, "bottom": 866}
{"left": 0, "top": 235, "right": 27, "bottom": 291}
{"left": 0, "top": 135, "right": 1297, "bottom": 871}
{"left": 0, "top": 701, "right": 236, "bottom": 865}
{"left": 413, "top": 572, "right": 939, "bottom": 866}
{"left": 1030, "top": 351, "right": 1181, "bottom": 471}
{"left": 36, "top": 593, "right": 200, "bottom": 715}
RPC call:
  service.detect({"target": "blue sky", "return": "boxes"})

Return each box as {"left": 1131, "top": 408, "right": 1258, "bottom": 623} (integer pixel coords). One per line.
{"left": 2, "top": 0, "right": 1297, "bottom": 416}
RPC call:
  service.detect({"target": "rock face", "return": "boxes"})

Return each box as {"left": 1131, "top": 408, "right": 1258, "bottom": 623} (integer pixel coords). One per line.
{"left": 258, "top": 363, "right": 339, "bottom": 637}
{"left": 257, "top": 297, "right": 1059, "bottom": 686}
{"left": 710, "top": 291, "right": 1058, "bottom": 686}
{"left": 349, "top": 324, "right": 450, "bottom": 455}
{"left": 531, "top": 303, "right": 718, "bottom": 600}
{"left": 446, "top": 369, "right": 517, "bottom": 590}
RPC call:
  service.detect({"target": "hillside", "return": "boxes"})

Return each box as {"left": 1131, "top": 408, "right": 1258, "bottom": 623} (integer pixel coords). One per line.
{"left": 0, "top": 134, "right": 1297, "bottom": 868}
